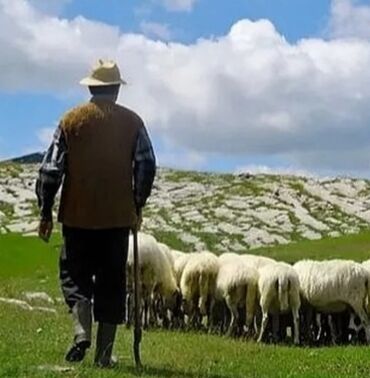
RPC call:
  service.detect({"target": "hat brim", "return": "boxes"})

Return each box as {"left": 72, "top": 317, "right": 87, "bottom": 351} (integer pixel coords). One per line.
{"left": 79, "top": 77, "right": 127, "bottom": 86}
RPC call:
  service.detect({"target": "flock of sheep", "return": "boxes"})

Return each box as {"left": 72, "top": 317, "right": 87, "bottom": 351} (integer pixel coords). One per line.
{"left": 126, "top": 233, "right": 370, "bottom": 346}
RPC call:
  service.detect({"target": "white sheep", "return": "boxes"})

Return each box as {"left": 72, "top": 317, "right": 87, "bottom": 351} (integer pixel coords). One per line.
{"left": 218, "top": 252, "right": 240, "bottom": 264}
{"left": 240, "top": 254, "right": 277, "bottom": 271}
{"left": 127, "top": 233, "right": 179, "bottom": 327}
{"left": 257, "top": 262, "right": 301, "bottom": 344}
{"left": 174, "top": 252, "right": 195, "bottom": 286}
{"left": 361, "top": 259, "right": 370, "bottom": 314}
{"left": 180, "top": 251, "right": 219, "bottom": 326}
{"left": 362, "top": 259, "right": 370, "bottom": 273}
{"left": 158, "top": 242, "right": 186, "bottom": 274}
{"left": 294, "top": 259, "right": 370, "bottom": 343}
{"left": 216, "top": 255, "right": 258, "bottom": 336}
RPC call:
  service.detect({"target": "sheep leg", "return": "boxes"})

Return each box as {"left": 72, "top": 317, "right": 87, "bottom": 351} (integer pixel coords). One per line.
{"left": 188, "top": 298, "right": 199, "bottom": 329}
{"left": 193, "top": 305, "right": 202, "bottom": 329}
{"left": 292, "top": 307, "right": 300, "bottom": 345}
{"left": 257, "top": 310, "right": 269, "bottom": 343}
{"left": 272, "top": 314, "right": 279, "bottom": 343}
{"left": 125, "top": 293, "right": 132, "bottom": 328}
{"left": 254, "top": 305, "right": 262, "bottom": 338}
{"left": 316, "top": 313, "right": 323, "bottom": 343}
{"left": 225, "top": 296, "right": 238, "bottom": 337}
{"left": 328, "top": 315, "right": 338, "bottom": 345}
{"left": 199, "top": 274, "right": 209, "bottom": 317}
{"left": 303, "top": 305, "right": 315, "bottom": 345}
{"left": 351, "top": 304, "right": 370, "bottom": 343}
{"left": 245, "top": 284, "right": 257, "bottom": 337}
{"left": 148, "top": 292, "right": 157, "bottom": 328}
{"left": 220, "top": 300, "right": 229, "bottom": 334}
{"left": 207, "top": 297, "right": 216, "bottom": 333}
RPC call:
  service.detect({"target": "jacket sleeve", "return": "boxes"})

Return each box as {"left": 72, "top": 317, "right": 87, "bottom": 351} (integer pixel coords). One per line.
{"left": 133, "top": 125, "right": 156, "bottom": 210}
{"left": 35, "top": 126, "right": 67, "bottom": 221}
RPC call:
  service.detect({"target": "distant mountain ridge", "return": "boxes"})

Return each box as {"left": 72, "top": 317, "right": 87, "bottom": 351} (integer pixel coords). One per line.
{"left": 2, "top": 152, "right": 45, "bottom": 164}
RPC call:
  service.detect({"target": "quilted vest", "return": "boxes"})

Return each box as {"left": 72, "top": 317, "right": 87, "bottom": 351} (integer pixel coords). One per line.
{"left": 58, "top": 99, "right": 141, "bottom": 229}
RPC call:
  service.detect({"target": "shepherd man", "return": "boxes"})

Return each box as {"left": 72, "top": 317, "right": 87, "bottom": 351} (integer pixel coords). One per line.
{"left": 36, "top": 60, "right": 156, "bottom": 367}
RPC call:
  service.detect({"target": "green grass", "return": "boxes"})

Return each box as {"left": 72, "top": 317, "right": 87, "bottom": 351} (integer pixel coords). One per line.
{"left": 2, "top": 232, "right": 370, "bottom": 377}
{"left": 0, "top": 162, "right": 23, "bottom": 178}
{"left": 151, "top": 230, "right": 189, "bottom": 251}
{"left": 0, "top": 200, "right": 15, "bottom": 219}
{"left": 252, "top": 230, "right": 370, "bottom": 263}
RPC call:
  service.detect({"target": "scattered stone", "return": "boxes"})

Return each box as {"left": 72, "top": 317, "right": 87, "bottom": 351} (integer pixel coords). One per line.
{"left": 7, "top": 221, "right": 39, "bottom": 233}
{"left": 37, "top": 365, "right": 75, "bottom": 373}
{"left": 301, "top": 229, "right": 322, "bottom": 240}
{"left": 217, "top": 222, "right": 242, "bottom": 235}
{"left": 0, "top": 297, "right": 33, "bottom": 310}
{"left": 179, "top": 233, "right": 200, "bottom": 245}
{"left": 0, "top": 297, "right": 56, "bottom": 314}
{"left": 23, "top": 292, "right": 55, "bottom": 305}
{"left": 328, "top": 231, "right": 341, "bottom": 238}
{"left": 33, "top": 306, "right": 57, "bottom": 314}
{"left": 55, "top": 297, "right": 64, "bottom": 304}
{"left": 243, "top": 228, "right": 288, "bottom": 249}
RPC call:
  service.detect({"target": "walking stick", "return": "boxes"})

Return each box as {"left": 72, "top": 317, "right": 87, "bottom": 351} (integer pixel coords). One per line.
{"left": 132, "top": 218, "right": 143, "bottom": 370}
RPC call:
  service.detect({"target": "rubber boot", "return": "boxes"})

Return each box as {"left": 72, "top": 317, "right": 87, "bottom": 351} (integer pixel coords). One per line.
{"left": 94, "top": 322, "right": 117, "bottom": 368}
{"left": 65, "top": 299, "right": 92, "bottom": 362}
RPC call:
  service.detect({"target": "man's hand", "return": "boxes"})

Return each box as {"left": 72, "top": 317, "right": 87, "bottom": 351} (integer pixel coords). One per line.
{"left": 38, "top": 219, "right": 53, "bottom": 243}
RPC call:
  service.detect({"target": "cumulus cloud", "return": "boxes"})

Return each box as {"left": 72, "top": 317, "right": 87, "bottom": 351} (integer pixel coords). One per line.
{"left": 139, "top": 21, "right": 172, "bottom": 41}
{"left": 1, "top": 0, "right": 370, "bottom": 175}
{"left": 155, "top": 0, "right": 198, "bottom": 12}
{"left": 329, "top": 0, "right": 370, "bottom": 39}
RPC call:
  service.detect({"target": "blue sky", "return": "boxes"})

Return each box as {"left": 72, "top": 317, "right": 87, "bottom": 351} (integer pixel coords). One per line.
{"left": 1, "top": 0, "right": 370, "bottom": 176}
{"left": 62, "top": 0, "right": 332, "bottom": 43}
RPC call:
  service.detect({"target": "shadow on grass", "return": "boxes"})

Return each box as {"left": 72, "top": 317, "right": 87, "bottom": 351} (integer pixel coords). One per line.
{"left": 126, "top": 365, "right": 230, "bottom": 378}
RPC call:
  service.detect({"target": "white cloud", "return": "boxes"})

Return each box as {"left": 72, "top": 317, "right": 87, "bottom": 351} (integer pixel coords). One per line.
{"left": 235, "top": 164, "right": 316, "bottom": 178}
{"left": 329, "top": 0, "right": 370, "bottom": 39}
{"left": 2, "top": 0, "right": 370, "bottom": 175}
{"left": 36, "top": 127, "right": 55, "bottom": 148}
{"left": 155, "top": 0, "right": 198, "bottom": 12}
{"left": 139, "top": 21, "right": 172, "bottom": 41}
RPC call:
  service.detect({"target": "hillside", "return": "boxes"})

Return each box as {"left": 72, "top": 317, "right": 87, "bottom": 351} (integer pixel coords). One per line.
{"left": 1, "top": 162, "right": 370, "bottom": 252}
{"left": 1, "top": 152, "right": 45, "bottom": 165}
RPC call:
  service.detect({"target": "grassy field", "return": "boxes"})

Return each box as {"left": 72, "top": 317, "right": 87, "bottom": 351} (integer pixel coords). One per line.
{"left": 2, "top": 232, "right": 370, "bottom": 377}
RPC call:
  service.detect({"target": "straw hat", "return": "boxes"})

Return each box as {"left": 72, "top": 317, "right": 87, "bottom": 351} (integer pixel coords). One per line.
{"left": 80, "top": 59, "right": 127, "bottom": 86}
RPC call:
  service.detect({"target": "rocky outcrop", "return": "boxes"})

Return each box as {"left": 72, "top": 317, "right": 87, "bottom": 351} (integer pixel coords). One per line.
{"left": 1, "top": 163, "right": 370, "bottom": 252}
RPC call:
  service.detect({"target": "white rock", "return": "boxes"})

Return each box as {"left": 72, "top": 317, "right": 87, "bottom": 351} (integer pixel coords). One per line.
{"left": 0, "top": 297, "right": 33, "bottom": 310}
{"left": 33, "top": 306, "right": 57, "bottom": 314}
{"left": 7, "top": 221, "right": 39, "bottom": 233}
{"left": 179, "top": 233, "right": 200, "bottom": 245}
{"left": 301, "top": 229, "right": 322, "bottom": 240}
{"left": 24, "top": 292, "right": 55, "bottom": 305}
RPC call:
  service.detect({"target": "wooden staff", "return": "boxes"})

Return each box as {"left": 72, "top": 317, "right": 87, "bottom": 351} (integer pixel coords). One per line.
{"left": 133, "top": 218, "right": 143, "bottom": 370}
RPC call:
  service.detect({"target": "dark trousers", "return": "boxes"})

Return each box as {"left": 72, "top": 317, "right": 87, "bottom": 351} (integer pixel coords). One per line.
{"left": 60, "top": 225, "right": 129, "bottom": 324}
